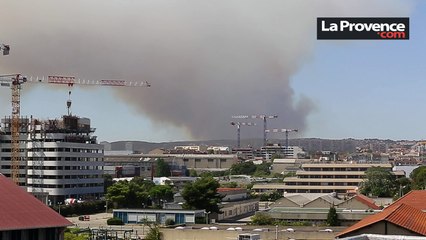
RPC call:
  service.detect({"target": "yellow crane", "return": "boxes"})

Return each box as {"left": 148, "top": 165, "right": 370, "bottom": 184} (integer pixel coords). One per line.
{"left": 1, "top": 71, "right": 150, "bottom": 185}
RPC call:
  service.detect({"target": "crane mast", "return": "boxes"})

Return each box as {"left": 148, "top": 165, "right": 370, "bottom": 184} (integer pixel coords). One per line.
{"left": 0, "top": 74, "right": 27, "bottom": 184}
{"left": 265, "top": 128, "right": 298, "bottom": 150}
{"left": 232, "top": 114, "right": 278, "bottom": 146}
{"left": 11, "top": 75, "right": 21, "bottom": 184}
{"left": 230, "top": 121, "right": 256, "bottom": 148}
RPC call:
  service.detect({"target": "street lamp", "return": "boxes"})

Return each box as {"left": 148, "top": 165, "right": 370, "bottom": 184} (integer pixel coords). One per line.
{"left": 58, "top": 202, "right": 63, "bottom": 215}
{"left": 275, "top": 225, "right": 278, "bottom": 240}
{"left": 205, "top": 211, "right": 211, "bottom": 224}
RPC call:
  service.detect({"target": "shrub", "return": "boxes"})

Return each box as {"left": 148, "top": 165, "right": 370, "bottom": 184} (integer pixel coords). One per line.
{"left": 251, "top": 212, "right": 274, "bottom": 225}
{"left": 165, "top": 218, "right": 175, "bottom": 226}
{"left": 53, "top": 200, "right": 106, "bottom": 217}
{"left": 107, "top": 217, "right": 124, "bottom": 225}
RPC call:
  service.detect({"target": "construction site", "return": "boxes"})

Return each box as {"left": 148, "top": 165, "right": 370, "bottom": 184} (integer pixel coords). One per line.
{"left": 0, "top": 114, "right": 104, "bottom": 204}
{"left": 0, "top": 44, "right": 151, "bottom": 206}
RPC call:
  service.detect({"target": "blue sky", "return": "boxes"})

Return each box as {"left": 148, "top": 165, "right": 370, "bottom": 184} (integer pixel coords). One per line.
{"left": 292, "top": 2, "right": 426, "bottom": 140}
{"left": 0, "top": 1, "right": 424, "bottom": 143}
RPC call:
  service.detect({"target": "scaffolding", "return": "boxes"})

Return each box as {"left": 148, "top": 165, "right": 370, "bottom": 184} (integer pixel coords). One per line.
{"left": 30, "top": 117, "right": 48, "bottom": 204}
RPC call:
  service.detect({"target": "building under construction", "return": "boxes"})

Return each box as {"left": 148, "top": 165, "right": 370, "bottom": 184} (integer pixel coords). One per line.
{"left": 0, "top": 115, "right": 104, "bottom": 204}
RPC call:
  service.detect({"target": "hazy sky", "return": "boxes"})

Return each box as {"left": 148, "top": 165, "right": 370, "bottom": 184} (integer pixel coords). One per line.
{"left": 0, "top": 0, "right": 424, "bottom": 143}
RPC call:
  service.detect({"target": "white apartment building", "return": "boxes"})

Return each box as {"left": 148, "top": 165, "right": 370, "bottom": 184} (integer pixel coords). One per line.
{"left": 258, "top": 144, "right": 305, "bottom": 159}
{"left": 0, "top": 115, "right": 104, "bottom": 204}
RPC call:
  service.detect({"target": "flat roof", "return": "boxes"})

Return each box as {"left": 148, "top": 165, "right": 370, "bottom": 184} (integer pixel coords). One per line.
{"left": 113, "top": 209, "right": 205, "bottom": 214}
{"left": 283, "top": 177, "right": 362, "bottom": 183}
{"left": 302, "top": 163, "right": 392, "bottom": 168}
{"left": 269, "top": 207, "right": 347, "bottom": 213}
{"left": 252, "top": 184, "right": 357, "bottom": 190}
{"left": 280, "top": 185, "right": 358, "bottom": 190}
{"left": 105, "top": 153, "right": 237, "bottom": 159}
{"left": 296, "top": 171, "right": 366, "bottom": 175}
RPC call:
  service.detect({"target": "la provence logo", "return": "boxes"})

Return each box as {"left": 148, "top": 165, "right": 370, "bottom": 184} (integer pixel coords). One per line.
{"left": 317, "top": 18, "right": 409, "bottom": 40}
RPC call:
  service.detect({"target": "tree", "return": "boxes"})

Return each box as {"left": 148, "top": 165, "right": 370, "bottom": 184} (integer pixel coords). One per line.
{"left": 410, "top": 166, "right": 426, "bottom": 190}
{"left": 253, "top": 163, "right": 271, "bottom": 177}
{"left": 221, "top": 182, "right": 238, "bottom": 188}
{"left": 259, "top": 191, "right": 282, "bottom": 201}
{"left": 182, "top": 176, "right": 222, "bottom": 213}
{"left": 156, "top": 158, "right": 171, "bottom": 177}
{"left": 64, "top": 228, "right": 90, "bottom": 240}
{"left": 360, "top": 167, "right": 397, "bottom": 197}
{"left": 230, "top": 161, "right": 257, "bottom": 175}
{"left": 149, "top": 185, "right": 174, "bottom": 208}
{"left": 251, "top": 212, "right": 274, "bottom": 225}
{"left": 106, "top": 178, "right": 155, "bottom": 208}
{"left": 395, "top": 176, "right": 411, "bottom": 198}
{"left": 188, "top": 169, "right": 198, "bottom": 177}
{"left": 106, "top": 180, "right": 128, "bottom": 207}
{"left": 326, "top": 206, "right": 340, "bottom": 226}
{"left": 103, "top": 174, "right": 114, "bottom": 193}
{"left": 144, "top": 224, "right": 162, "bottom": 240}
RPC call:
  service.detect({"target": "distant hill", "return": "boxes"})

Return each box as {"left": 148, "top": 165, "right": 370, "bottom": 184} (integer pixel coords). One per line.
{"left": 101, "top": 138, "right": 405, "bottom": 154}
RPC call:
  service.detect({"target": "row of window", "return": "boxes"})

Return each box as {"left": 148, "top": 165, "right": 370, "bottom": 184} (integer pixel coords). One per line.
{"left": 30, "top": 183, "right": 103, "bottom": 188}
{"left": 299, "top": 175, "right": 363, "bottom": 179}
{"left": 304, "top": 167, "right": 391, "bottom": 171}
{"left": 1, "top": 165, "right": 102, "bottom": 170}
{"left": 285, "top": 182, "right": 359, "bottom": 186}
{"left": 28, "top": 174, "right": 102, "bottom": 179}
{"left": 1, "top": 147, "right": 101, "bottom": 153}
{"left": 182, "top": 158, "right": 228, "bottom": 162}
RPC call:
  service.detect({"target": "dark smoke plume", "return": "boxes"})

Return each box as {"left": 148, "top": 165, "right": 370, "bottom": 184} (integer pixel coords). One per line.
{"left": 0, "top": 0, "right": 411, "bottom": 140}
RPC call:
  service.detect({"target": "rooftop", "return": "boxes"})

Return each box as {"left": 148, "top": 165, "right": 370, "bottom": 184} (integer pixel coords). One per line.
{"left": 337, "top": 191, "right": 426, "bottom": 237}
{"left": 0, "top": 174, "right": 72, "bottom": 231}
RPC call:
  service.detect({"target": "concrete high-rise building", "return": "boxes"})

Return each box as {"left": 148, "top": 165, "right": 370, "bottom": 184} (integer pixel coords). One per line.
{"left": 0, "top": 115, "right": 104, "bottom": 204}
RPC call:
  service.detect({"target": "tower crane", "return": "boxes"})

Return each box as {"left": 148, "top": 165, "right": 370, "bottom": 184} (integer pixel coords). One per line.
{"left": 232, "top": 114, "right": 278, "bottom": 146}
{"left": 230, "top": 121, "right": 256, "bottom": 148}
{"left": 265, "top": 128, "right": 298, "bottom": 150}
{"left": 0, "top": 74, "right": 151, "bottom": 185}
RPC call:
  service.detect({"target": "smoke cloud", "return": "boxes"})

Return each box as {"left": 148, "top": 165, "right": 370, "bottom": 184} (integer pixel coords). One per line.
{"left": 0, "top": 0, "right": 412, "bottom": 140}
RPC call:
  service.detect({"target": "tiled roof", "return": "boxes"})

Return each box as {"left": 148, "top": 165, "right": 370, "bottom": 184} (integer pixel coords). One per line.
{"left": 0, "top": 174, "right": 72, "bottom": 231}
{"left": 354, "top": 194, "right": 381, "bottom": 210}
{"left": 389, "top": 190, "right": 426, "bottom": 211}
{"left": 337, "top": 191, "right": 426, "bottom": 237}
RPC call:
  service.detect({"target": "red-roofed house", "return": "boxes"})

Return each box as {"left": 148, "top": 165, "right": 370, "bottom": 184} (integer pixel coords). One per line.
{"left": 0, "top": 174, "right": 72, "bottom": 240}
{"left": 337, "top": 191, "right": 426, "bottom": 238}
